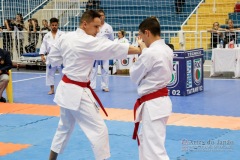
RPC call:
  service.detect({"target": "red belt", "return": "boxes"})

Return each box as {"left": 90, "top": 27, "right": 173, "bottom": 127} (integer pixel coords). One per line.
{"left": 62, "top": 75, "right": 108, "bottom": 117}
{"left": 133, "top": 87, "right": 168, "bottom": 145}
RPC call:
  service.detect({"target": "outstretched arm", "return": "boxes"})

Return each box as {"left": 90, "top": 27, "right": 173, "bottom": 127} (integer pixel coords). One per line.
{"left": 128, "top": 36, "right": 146, "bottom": 55}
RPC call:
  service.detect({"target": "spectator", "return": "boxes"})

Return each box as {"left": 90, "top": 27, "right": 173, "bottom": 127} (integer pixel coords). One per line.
{"left": 25, "top": 18, "right": 40, "bottom": 53}
{"left": 207, "top": 22, "right": 224, "bottom": 48}
{"left": 41, "top": 19, "right": 51, "bottom": 42}
{"left": 86, "top": 0, "right": 100, "bottom": 10}
{"left": 175, "top": 0, "right": 185, "bottom": 14}
{"left": 224, "top": 19, "right": 240, "bottom": 44}
{"left": 0, "top": 19, "right": 14, "bottom": 59}
{"left": 0, "top": 48, "right": 13, "bottom": 103}
{"left": 13, "top": 13, "right": 25, "bottom": 56}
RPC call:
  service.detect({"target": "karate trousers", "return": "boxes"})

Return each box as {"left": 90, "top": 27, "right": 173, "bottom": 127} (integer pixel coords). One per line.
{"left": 46, "top": 64, "right": 63, "bottom": 86}
{"left": 50, "top": 89, "right": 110, "bottom": 160}
{"left": 138, "top": 105, "right": 170, "bottom": 160}
{"left": 90, "top": 60, "right": 109, "bottom": 90}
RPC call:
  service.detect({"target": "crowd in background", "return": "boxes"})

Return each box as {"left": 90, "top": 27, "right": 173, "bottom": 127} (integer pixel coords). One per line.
{"left": 0, "top": 13, "right": 51, "bottom": 59}
{"left": 207, "top": 19, "right": 240, "bottom": 48}
{"left": 1, "top": 5, "right": 240, "bottom": 60}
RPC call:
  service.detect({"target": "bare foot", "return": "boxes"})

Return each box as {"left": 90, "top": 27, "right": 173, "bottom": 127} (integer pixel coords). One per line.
{"left": 102, "top": 88, "right": 109, "bottom": 92}
{"left": 48, "top": 91, "right": 54, "bottom": 95}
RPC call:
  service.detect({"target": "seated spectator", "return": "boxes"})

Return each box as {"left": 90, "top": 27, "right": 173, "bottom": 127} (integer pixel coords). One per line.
{"left": 207, "top": 22, "right": 224, "bottom": 48}
{"left": 25, "top": 18, "right": 40, "bottom": 53}
{"left": 0, "top": 48, "right": 13, "bottom": 103}
{"left": 41, "top": 19, "right": 50, "bottom": 42}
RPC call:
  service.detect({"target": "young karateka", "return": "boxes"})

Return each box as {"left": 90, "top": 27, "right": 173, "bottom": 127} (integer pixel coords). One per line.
{"left": 47, "top": 10, "right": 141, "bottom": 160}
{"left": 39, "top": 18, "right": 64, "bottom": 95}
{"left": 130, "top": 17, "right": 173, "bottom": 160}
{"left": 90, "top": 9, "right": 114, "bottom": 92}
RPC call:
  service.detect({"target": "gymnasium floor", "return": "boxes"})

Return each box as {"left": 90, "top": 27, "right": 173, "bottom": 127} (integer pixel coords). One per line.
{"left": 0, "top": 71, "right": 240, "bottom": 160}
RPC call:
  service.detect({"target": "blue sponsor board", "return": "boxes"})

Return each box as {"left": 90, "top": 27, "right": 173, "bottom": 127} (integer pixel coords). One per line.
{"left": 167, "top": 48, "right": 204, "bottom": 96}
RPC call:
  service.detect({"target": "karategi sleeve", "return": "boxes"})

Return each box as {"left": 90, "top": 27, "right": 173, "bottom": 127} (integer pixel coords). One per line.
{"left": 108, "top": 27, "right": 114, "bottom": 41}
{"left": 48, "top": 37, "right": 63, "bottom": 67}
{"left": 39, "top": 34, "right": 48, "bottom": 55}
{"left": 129, "top": 49, "right": 153, "bottom": 85}
{"left": 83, "top": 37, "right": 129, "bottom": 60}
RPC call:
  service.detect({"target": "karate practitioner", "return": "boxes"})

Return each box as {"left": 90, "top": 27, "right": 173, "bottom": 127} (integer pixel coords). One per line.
{"left": 90, "top": 9, "right": 114, "bottom": 92}
{"left": 39, "top": 18, "right": 64, "bottom": 95}
{"left": 114, "top": 30, "right": 129, "bottom": 44}
{"left": 47, "top": 10, "right": 141, "bottom": 160}
{"left": 113, "top": 30, "right": 134, "bottom": 71}
{"left": 130, "top": 17, "right": 173, "bottom": 160}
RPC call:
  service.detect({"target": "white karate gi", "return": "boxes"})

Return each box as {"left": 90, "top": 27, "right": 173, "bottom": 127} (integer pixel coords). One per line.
{"left": 48, "top": 28, "right": 129, "bottom": 160}
{"left": 90, "top": 22, "right": 114, "bottom": 90}
{"left": 39, "top": 30, "right": 64, "bottom": 86}
{"left": 130, "top": 39, "right": 173, "bottom": 160}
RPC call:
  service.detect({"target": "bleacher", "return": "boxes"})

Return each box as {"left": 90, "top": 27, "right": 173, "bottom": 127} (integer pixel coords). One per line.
{"left": 0, "top": 0, "right": 48, "bottom": 25}
{"left": 100, "top": 0, "right": 201, "bottom": 33}
{"left": 62, "top": 0, "right": 201, "bottom": 34}
{"left": 1, "top": 0, "right": 240, "bottom": 61}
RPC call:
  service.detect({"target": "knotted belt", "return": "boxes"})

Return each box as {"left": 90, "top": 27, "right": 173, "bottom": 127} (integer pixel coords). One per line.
{"left": 133, "top": 87, "right": 168, "bottom": 145}
{"left": 62, "top": 75, "right": 108, "bottom": 117}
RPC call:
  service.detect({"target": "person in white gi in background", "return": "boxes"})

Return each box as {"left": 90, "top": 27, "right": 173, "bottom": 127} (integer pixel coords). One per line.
{"left": 39, "top": 18, "right": 64, "bottom": 95}
{"left": 47, "top": 10, "right": 141, "bottom": 160}
{"left": 130, "top": 17, "right": 173, "bottom": 160}
{"left": 113, "top": 30, "right": 137, "bottom": 71}
{"left": 90, "top": 9, "right": 114, "bottom": 92}
{"left": 114, "top": 30, "right": 129, "bottom": 44}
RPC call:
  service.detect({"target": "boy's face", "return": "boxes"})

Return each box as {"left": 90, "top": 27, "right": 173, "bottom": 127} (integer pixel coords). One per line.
{"left": 138, "top": 30, "right": 150, "bottom": 47}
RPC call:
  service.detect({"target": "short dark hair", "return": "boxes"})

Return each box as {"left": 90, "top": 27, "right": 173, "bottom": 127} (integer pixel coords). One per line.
{"left": 119, "top": 30, "right": 125, "bottom": 36}
{"left": 139, "top": 16, "right": 161, "bottom": 36}
{"left": 50, "top": 17, "right": 59, "bottom": 24}
{"left": 80, "top": 10, "right": 101, "bottom": 25}
{"left": 97, "top": 9, "right": 105, "bottom": 15}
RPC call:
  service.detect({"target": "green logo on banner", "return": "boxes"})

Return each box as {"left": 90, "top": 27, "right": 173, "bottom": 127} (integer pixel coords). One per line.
{"left": 193, "top": 58, "right": 202, "bottom": 85}
{"left": 168, "top": 61, "right": 179, "bottom": 88}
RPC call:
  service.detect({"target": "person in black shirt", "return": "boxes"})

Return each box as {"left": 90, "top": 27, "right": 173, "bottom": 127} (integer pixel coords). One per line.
{"left": 25, "top": 18, "right": 40, "bottom": 53}
{"left": 0, "top": 20, "right": 14, "bottom": 59}
{"left": 41, "top": 19, "right": 50, "bottom": 42}
{"left": 13, "top": 13, "right": 25, "bottom": 56}
{"left": 86, "top": 0, "right": 100, "bottom": 10}
{"left": 207, "top": 22, "right": 224, "bottom": 48}
{"left": 175, "top": 0, "right": 185, "bottom": 13}
{"left": 0, "top": 48, "right": 12, "bottom": 103}
{"left": 224, "top": 19, "right": 240, "bottom": 44}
